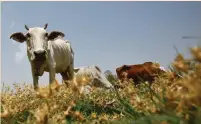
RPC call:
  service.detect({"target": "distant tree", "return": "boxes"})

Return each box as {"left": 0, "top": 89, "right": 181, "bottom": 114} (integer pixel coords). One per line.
{"left": 104, "top": 70, "right": 113, "bottom": 76}
{"left": 104, "top": 70, "right": 118, "bottom": 83}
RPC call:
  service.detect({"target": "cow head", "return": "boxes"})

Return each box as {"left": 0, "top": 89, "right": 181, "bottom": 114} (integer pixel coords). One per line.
{"left": 10, "top": 24, "right": 65, "bottom": 62}
{"left": 116, "top": 65, "right": 131, "bottom": 79}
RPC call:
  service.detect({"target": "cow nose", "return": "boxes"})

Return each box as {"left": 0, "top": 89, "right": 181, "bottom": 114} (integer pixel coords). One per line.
{"left": 34, "top": 50, "right": 46, "bottom": 56}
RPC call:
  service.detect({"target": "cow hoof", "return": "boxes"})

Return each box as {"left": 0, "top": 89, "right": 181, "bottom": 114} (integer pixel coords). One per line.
{"left": 63, "top": 80, "right": 70, "bottom": 87}
{"left": 34, "top": 87, "right": 39, "bottom": 91}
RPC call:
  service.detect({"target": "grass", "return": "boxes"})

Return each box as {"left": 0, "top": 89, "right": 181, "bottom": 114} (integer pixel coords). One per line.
{"left": 1, "top": 45, "right": 201, "bottom": 124}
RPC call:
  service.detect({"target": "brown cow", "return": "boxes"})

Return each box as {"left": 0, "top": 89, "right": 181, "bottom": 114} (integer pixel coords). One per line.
{"left": 116, "top": 62, "right": 166, "bottom": 85}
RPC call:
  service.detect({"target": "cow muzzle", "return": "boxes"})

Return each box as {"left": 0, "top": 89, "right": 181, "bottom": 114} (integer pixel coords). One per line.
{"left": 33, "top": 49, "right": 47, "bottom": 61}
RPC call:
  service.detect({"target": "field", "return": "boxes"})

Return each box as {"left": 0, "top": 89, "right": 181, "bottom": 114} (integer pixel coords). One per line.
{"left": 1, "top": 46, "right": 201, "bottom": 124}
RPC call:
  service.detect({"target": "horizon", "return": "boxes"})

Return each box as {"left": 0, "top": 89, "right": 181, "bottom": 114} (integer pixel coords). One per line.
{"left": 2, "top": 1, "right": 201, "bottom": 88}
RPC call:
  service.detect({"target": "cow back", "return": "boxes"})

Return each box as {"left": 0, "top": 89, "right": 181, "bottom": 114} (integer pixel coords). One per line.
{"left": 48, "top": 38, "right": 73, "bottom": 73}
{"left": 116, "top": 62, "right": 166, "bottom": 84}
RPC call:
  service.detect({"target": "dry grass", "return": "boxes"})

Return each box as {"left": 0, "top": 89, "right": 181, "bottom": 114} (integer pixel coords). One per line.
{"left": 1, "top": 46, "right": 201, "bottom": 124}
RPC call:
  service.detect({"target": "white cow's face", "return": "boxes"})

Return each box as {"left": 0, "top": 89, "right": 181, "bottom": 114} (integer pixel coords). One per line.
{"left": 10, "top": 24, "right": 65, "bottom": 62}
{"left": 26, "top": 28, "right": 48, "bottom": 61}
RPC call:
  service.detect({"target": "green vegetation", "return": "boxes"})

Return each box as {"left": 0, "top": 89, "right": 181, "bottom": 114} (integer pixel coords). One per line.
{"left": 1, "top": 46, "right": 201, "bottom": 124}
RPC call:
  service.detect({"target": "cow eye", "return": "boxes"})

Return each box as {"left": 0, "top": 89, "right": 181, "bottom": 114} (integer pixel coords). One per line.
{"left": 26, "top": 33, "right": 31, "bottom": 38}
{"left": 45, "top": 33, "right": 48, "bottom": 37}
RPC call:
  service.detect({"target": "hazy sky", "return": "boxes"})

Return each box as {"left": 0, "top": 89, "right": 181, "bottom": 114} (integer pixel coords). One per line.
{"left": 2, "top": 2, "right": 201, "bottom": 87}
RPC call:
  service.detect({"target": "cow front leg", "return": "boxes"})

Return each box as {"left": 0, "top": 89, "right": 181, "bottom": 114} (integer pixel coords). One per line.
{"left": 33, "top": 76, "right": 39, "bottom": 90}
{"left": 47, "top": 50, "right": 56, "bottom": 86}
{"left": 49, "top": 67, "right": 56, "bottom": 85}
{"left": 48, "top": 66, "right": 55, "bottom": 95}
{"left": 31, "top": 63, "right": 39, "bottom": 90}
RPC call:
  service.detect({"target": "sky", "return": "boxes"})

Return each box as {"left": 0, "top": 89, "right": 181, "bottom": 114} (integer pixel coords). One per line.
{"left": 1, "top": 1, "right": 201, "bottom": 87}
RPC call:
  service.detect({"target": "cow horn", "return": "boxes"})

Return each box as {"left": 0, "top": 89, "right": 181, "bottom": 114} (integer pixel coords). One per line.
{"left": 25, "top": 25, "right": 29, "bottom": 30}
{"left": 44, "top": 23, "right": 48, "bottom": 29}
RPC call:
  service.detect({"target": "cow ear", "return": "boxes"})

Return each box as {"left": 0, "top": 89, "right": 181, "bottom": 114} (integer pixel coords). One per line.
{"left": 123, "top": 65, "right": 130, "bottom": 69}
{"left": 48, "top": 31, "right": 65, "bottom": 40}
{"left": 10, "top": 32, "right": 26, "bottom": 43}
{"left": 74, "top": 68, "right": 80, "bottom": 73}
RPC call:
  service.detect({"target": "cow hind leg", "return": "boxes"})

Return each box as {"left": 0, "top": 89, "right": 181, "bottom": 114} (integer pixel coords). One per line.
{"left": 67, "top": 63, "right": 74, "bottom": 80}
{"left": 60, "top": 72, "right": 70, "bottom": 86}
{"left": 60, "top": 59, "right": 74, "bottom": 86}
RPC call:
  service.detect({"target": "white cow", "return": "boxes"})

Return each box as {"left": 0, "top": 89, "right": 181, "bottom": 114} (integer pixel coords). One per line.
{"left": 10, "top": 24, "right": 74, "bottom": 90}
{"left": 74, "top": 65, "right": 113, "bottom": 89}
